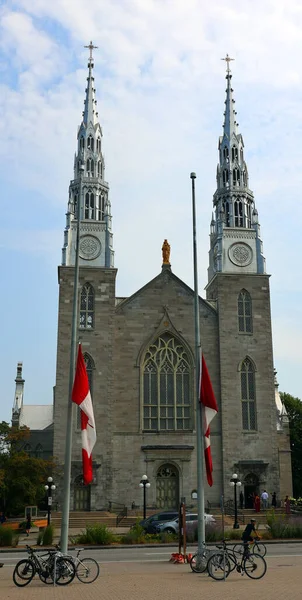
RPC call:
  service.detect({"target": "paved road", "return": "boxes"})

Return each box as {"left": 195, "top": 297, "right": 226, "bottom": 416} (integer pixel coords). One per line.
{"left": 1, "top": 541, "right": 302, "bottom": 565}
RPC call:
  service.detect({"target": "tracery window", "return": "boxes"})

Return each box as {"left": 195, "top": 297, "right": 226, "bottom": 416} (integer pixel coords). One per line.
{"left": 97, "top": 193, "right": 105, "bottom": 221}
{"left": 240, "top": 358, "right": 257, "bottom": 431}
{"left": 87, "top": 135, "right": 94, "bottom": 151}
{"left": 77, "top": 354, "right": 94, "bottom": 429}
{"left": 232, "top": 145, "right": 238, "bottom": 161}
{"left": 223, "top": 146, "right": 229, "bottom": 161}
{"left": 35, "top": 444, "right": 43, "bottom": 458}
{"left": 234, "top": 199, "right": 244, "bottom": 226}
{"left": 223, "top": 200, "right": 230, "bottom": 226}
{"left": 143, "top": 333, "right": 192, "bottom": 431}
{"left": 238, "top": 289, "right": 253, "bottom": 333}
{"left": 233, "top": 168, "right": 240, "bottom": 186}
{"left": 85, "top": 190, "right": 95, "bottom": 219}
{"left": 96, "top": 138, "right": 101, "bottom": 152}
{"left": 86, "top": 158, "right": 94, "bottom": 177}
{"left": 222, "top": 169, "right": 229, "bottom": 186}
{"left": 79, "top": 283, "right": 94, "bottom": 329}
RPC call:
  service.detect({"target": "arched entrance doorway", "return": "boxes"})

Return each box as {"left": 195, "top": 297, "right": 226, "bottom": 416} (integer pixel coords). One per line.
{"left": 74, "top": 475, "right": 91, "bottom": 511}
{"left": 156, "top": 464, "right": 179, "bottom": 509}
{"left": 244, "top": 473, "right": 259, "bottom": 509}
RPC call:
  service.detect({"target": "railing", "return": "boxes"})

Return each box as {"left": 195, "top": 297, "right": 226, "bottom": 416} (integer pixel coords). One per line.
{"left": 116, "top": 506, "right": 128, "bottom": 526}
{"left": 224, "top": 499, "right": 245, "bottom": 523}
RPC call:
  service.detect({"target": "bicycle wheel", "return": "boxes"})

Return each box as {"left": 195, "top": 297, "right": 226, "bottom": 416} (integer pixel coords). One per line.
{"left": 190, "top": 551, "right": 210, "bottom": 573}
{"left": 53, "top": 557, "right": 76, "bottom": 585}
{"left": 76, "top": 557, "right": 100, "bottom": 583}
{"left": 207, "top": 552, "right": 230, "bottom": 580}
{"left": 226, "top": 550, "right": 237, "bottom": 573}
{"left": 13, "top": 559, "right": 35, "bottom": 587}
{"left": 243, "top": 553, "right": 267, "bottom": 579}
{"left": 252, "top": 541, "right": 267, "bottom": 557}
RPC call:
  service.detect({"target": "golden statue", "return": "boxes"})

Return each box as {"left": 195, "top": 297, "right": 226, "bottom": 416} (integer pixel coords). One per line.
{"left": 162, "top": 239, "right": 170, "bottom": 264}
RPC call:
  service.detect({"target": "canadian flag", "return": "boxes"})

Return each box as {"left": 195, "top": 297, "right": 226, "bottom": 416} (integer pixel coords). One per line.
{"left": 199, "top": 353, "right": 218, "bottom": 487}
{"left": 72, "top": 344, "right": 96, "bottom": 485}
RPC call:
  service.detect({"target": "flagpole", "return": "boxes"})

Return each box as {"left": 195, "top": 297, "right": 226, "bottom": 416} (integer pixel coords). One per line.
{"left": 60, "top": 163, "right": 84, "bottom": 553}
{"left": 190, "top": 172, "right": 205, "bottom": 552}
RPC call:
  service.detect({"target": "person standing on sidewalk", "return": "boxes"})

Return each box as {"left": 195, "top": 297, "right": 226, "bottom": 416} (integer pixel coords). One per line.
{"left": 25, "top": 513, "right": 31, "bottom": 537}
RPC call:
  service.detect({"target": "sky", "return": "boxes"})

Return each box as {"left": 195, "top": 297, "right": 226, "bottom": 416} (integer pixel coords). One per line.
{"left": 1, "top": 0, "right": 302, "bottom": 424}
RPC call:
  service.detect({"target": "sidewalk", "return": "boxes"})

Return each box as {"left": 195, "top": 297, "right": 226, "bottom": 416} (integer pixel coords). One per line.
{"left": 1, "top": 554, "right": 302, "bottom": 600}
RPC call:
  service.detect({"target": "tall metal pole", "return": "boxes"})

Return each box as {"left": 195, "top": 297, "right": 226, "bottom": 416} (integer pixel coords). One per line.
{"left": 60, "top": 164, "right": 84, "bottom": 553}
{"left": 143, "top": 484, "right": 146, "bottom": 520}
{"left": 190, "top": 172, "right": 205, "bottom": 552}
{"left": 234, "top": 483, "right": 238, "bottom": 529}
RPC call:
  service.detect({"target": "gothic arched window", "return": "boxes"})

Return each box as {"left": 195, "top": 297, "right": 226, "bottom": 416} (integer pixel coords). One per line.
{"left": 80, "top": 283, "right": 94, "bottom": 329}
{"left": 80, "top": 137, "right": 84, "bottom": 151}
{"left": 238, "top": 289, "right": 253, "bottom": 333}
{"left": 85, "top": 190, "right": 95, "bottom": 219}
{"left": 232, "top": 145, "right": 238, "bottom": 161}
{"left": 35, "top": 444, "right": 43, "bottom": 458}
{"left": 240, "top": 358, "right": 257, "bottom": 431}
{"left": 223, "top": 200, "right": 230, "bottom": 226}
{"left": 234, "top": 200, "right": 244, "bottom": 226}
{"left": 233, "top": 168, "right": 240, "bottom": 186}
{"left": 96, "top": 193, "right": 105, "bottom": 221}
{"left": 143, "top": 333, "right": 192, "bottom": 431}
{"left": 98, "top": 161, "right": 103, "bottom": 178}
{"left": 86, "top": 158, "right": 94, "bottom": 177}
{"left": 96, "top": 138, "right": 101, "bottom": 152}
{"left": 76, "top": 354, "right": 95, "bottom": 429}
{"left": 246, "top": 202, "right": 251, "bottom": 227}
{"left": 223, "top": 146, "right": 229, "bottom": 162}
{"left": 222, "top": 169, "right": 229, "bottom": 186}
{"left": 87, "top": 135, "right": 94, "bottom": 151}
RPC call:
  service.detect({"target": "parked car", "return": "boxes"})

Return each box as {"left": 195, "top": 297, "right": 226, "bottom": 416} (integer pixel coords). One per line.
{"left": 134, "top": 511, "right": 179, "bottom": 533}
{"left": 155, "top": 513, "right": 216, "bottom": 534}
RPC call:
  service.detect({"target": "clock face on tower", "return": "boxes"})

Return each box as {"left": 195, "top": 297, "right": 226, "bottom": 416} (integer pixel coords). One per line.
{"left": 228, "top": 242, "right": 253, "bottom": 267}
{"left": 79, "top": 235, "right": 102, "bottom": 260}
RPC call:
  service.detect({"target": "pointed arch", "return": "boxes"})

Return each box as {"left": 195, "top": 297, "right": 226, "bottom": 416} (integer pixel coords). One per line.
{"left": 238, "top": 289, "right": 253, "bottom": 333}
{"left": 79, "top": 282, "right": 94, "bottom": 329}
{"left": 87, "top": 135, "right": 94, "bottom": 151}
{"left": 35, "top": 443, "right": 43, "bottom": 458}
{"left": 142, "top": 332, "right": 193, "bottom": 432}
{"left": 85, "top": 189, "right": 95, "bottom": 219}
{"left": 240, "top": 357, "right": 257, "bottom": 431}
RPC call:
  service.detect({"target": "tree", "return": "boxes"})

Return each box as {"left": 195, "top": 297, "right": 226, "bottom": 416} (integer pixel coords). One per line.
{"left": 280, "top": 393, "right": 302, "bottom": 498}
{"left": 0, "top": 421, "right": 54, "bottom": 516}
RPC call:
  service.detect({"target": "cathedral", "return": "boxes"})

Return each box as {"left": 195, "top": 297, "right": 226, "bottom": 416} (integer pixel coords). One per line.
{"left": 52, "top": 48, "right": 292, "bottom": 512}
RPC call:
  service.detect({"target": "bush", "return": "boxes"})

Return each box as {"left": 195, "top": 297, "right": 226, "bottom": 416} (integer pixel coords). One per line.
{"left": 0, "top": 526, "right": 15, "bottom": 547}
{"left": 267, "top": 510, "right": 302, "bottom": 539}
{"left": 122, "top": 522, "right": 146, "bottom": 544}
{"left": 37, "top": 525, "right": 54, "bottom": 546}
{"left": 73, "top": 524, "right": 114, "bottom": 545}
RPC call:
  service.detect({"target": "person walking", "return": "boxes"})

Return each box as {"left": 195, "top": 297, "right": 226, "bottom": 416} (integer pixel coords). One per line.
{"left": 285, "top": 495, "right": 291, "bottom": 515}
{"left": 25, "top": 513, "right": 31, "bottom": 537}
{"left": 271, "top": 492, "right": 277, "bottom": 509}
{"left": 254, "top": 493, "right": 261, "bottom": 512}
{"left": 261, "top": 489, "right": 269, "bottom": 509}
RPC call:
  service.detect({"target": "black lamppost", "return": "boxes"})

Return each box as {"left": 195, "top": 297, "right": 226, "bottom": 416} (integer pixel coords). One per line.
{"left": 230, "top": 473, "right": 241, "bottom": 529}
{"left": 44, "top": 477, "right": 56, "bottom": 526}
{"left": 139, "top": 475, "right": 150, "bottom": 520}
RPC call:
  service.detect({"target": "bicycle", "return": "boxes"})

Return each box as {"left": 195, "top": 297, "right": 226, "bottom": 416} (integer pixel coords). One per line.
{"left": 189, "top": 546, "right": 215, "bottom": 573}
{"left": 233, "top": 537, "right": 267, "bottom": 557}
{"left": 55, "top": 545, "right": 100, "bottom": 583}
{"left": 207, "top": 540, "right": 267, "bottom": 581}
{"left": 13, "top": 545, "right": 76, "bottom": 587}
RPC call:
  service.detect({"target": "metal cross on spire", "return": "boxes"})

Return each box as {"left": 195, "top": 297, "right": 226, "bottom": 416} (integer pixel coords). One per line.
{"left": 221, "top": 53, "right": 234, "bottom": 73}
{"left": 84, "top": 41, "right": 98, "bottom": 64}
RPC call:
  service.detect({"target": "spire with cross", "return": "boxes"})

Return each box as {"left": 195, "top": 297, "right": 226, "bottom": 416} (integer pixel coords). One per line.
{"left": 84, "top": 41, "right": 98, "bottom": 67}
{"left": 221, "top": 53, "right": 234, "bottom": 73}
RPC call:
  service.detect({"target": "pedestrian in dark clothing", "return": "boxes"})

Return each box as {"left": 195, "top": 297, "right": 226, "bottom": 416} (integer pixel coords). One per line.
{"left": 272, "top": 492, "right": 277, "bottom": 509}
{"left": 26, "top": 514, "right": 31, "bottom": 537}
{"left": 239, "top": 490, "right": 244, "bottom": 509}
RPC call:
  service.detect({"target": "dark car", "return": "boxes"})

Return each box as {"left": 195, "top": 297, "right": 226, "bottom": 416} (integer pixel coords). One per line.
{"left": 138, "top": 511, "right": 179, "bottom": 533}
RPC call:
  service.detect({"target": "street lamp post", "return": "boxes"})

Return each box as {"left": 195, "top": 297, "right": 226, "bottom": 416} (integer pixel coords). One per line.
{"left": 139, "top": 475, "right": 151, "bottom": 520}
{"left": 230, "top": 473, "right": 241, "bottom": 529}
{"left": 45, "top": 477, "right": 56, "bottom": 527}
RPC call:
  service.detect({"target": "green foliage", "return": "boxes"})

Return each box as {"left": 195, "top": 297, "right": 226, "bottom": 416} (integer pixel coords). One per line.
{"left": 122, "top": 522, "right": 146, "bottom": 544}
{"left": 0, "top": 421, "right": 54, "bottom": 516}
{"left": 0, "top": 526, "right": 16, "bottom": 547}
{"left": 267, "top": 509, "right": 302, "bottom": 539}
{"left": 73, "top": 524, "right": 114, "bottom": 545}
{"left": 281, "top": 392, "right": 302, "bottom": 497}
{"left": 37, "top": 525, "right": 54, "bottom": 546}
